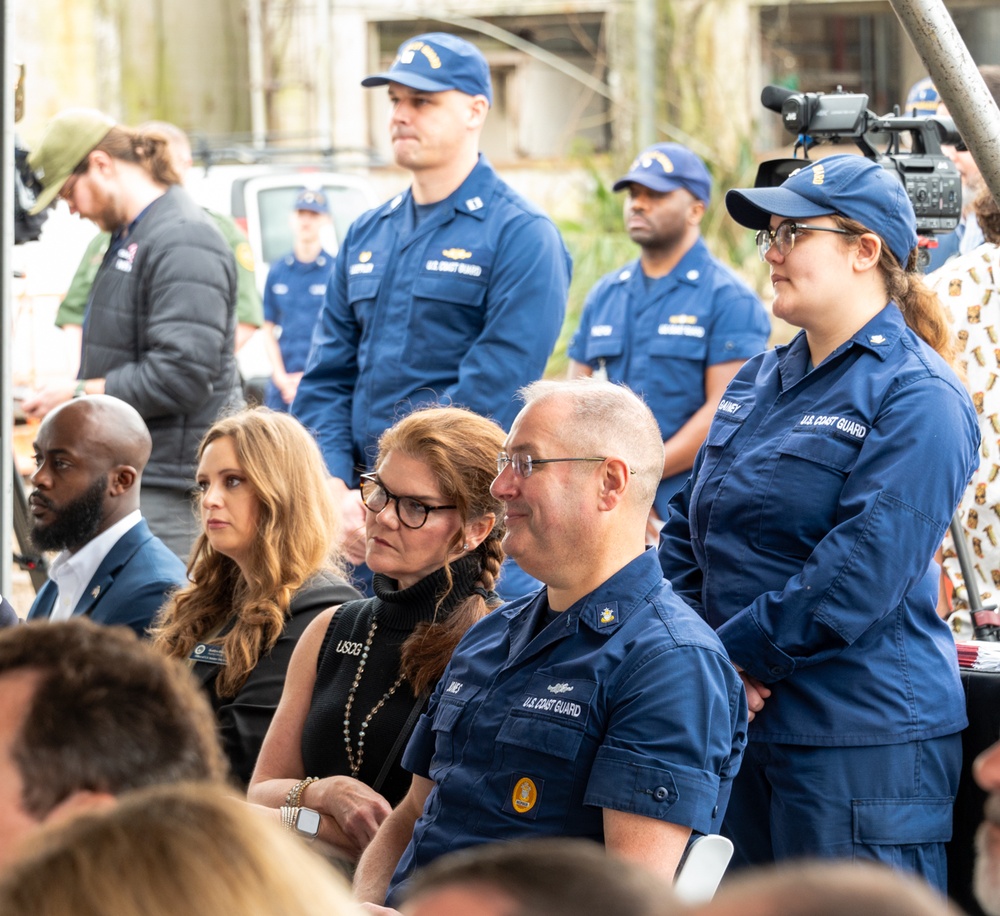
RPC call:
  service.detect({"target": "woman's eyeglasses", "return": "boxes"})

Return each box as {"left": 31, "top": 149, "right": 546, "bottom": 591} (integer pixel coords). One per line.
{"left": 755, "top": 220, "right": 851, "bottom": 261}
{"left": 359, "top": 474, "right": 457, "bottom": 529}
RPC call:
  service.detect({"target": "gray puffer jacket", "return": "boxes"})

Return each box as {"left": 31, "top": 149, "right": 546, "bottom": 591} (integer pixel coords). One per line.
{"left": 80, "top": 184, "right": 244, "bottom": 489}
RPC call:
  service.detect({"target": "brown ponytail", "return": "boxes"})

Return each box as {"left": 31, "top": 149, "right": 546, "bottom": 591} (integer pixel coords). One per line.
{"left": 92, "top": 124, "right": 182, "bottom": 187}
{"left": 833, "top": 215, "right": 956, "bottom": 366}
{"left": 400, "top": 531, "right": 506, "bottom": 696}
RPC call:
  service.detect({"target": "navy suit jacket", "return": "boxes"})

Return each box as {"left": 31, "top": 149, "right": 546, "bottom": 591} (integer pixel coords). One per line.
{"left": 27, "top": 519, "right": 187, "bottom": 637}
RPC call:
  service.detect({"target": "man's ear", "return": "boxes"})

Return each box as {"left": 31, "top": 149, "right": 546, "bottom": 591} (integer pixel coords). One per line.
{"left": 468, "top": 95, "right": 489, "bottom": 130}
{"left": 42, "top": 789, "right": 117, "bottom": 827}
{"left": 597, "top": 457, "right": 630, "bottom": 511}
{"left": 87, "top": 148, "right": 114, "bottom": 177}
{"left": 109, "top": 465, "right": 138, "bottom": 496}
{"left": 688, "top": 198, "right": 707, "bottom": 227}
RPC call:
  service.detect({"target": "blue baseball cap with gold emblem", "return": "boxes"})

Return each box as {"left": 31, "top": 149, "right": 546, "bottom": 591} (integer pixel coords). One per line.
{"left": 725, "top": 153, "right": 918, "bottom": 266}
{"left": 294, "top": 188, "right": 329, "bottom": 215}
{"left": 362, "top": 32, "right": 493, "bottom": 105}
{"left": 612, "top": 142, "right": 712, "bottom": 203}
{"left": 905, "top": 77, "right": 939, "bottom": 118}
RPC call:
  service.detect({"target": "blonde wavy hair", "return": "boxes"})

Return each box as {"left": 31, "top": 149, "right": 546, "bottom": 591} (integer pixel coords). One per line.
{"left": 151, "top": 408, "right": 344, "bottom": 697}
{"left": 0, "top": 782, "right": 361, "bottom": 916}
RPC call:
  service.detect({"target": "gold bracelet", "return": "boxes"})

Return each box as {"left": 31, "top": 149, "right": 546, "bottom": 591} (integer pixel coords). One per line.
{"left": 280, "top": 805, "right": 298, "bottom": 831}
{"left": 284, "top": 776, "right": 318, "bottom": 808}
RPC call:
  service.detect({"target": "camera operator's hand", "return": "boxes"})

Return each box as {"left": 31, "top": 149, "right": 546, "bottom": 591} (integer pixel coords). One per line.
{"left": 22, "top": 382, "right": 76, "bottom": 420}
{"left": 22, "top": 377, "right": 105, "bottom": 420}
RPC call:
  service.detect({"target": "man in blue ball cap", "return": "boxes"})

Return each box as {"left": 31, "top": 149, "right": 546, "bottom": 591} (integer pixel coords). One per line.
{"left": 568, "top": 142, "right": 769, "bottom": 537}
{"left": 293, "top": 32, "right": 571, "bottom": 599}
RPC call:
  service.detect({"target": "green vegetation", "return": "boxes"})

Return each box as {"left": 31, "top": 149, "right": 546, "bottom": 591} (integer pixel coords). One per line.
{"left": 545, "top": 147, "right": 778, "bottom": 378}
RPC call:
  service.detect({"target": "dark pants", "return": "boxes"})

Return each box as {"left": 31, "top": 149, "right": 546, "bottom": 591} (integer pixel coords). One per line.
{"left": 724, "top": 735, "right": 962, "bottom": 894}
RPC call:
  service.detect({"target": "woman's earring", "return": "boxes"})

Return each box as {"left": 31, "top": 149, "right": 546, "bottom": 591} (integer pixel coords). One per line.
{"left": 463, "top": 543, "right": 469, "bottom": 551}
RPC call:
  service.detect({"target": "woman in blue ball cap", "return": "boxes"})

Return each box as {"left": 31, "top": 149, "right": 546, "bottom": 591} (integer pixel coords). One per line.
{"left": 658, "top": 153, "right": 978, "bottom": 892}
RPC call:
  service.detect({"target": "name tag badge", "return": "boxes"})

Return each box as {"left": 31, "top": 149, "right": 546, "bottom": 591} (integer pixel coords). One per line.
{"left": 189, "top": 643, "right": 226, "bottom": 665}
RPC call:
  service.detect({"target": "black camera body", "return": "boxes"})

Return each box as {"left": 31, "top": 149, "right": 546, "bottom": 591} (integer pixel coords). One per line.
{"left": 758, "top": 85, "right": 962, "bottom": 238}
{"left": 15, "top": 137, "right": 48, "bottom": 245}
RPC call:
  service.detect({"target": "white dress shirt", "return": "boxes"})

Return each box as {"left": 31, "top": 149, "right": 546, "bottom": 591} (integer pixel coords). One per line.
{"left": 47, "top": 510, "right": 142, "bottom": 621}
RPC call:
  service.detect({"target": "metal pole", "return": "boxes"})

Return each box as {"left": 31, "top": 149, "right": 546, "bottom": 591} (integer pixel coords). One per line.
{"left": 889, "top": 0, "right": 1000, "bottom": 207}
{"left": 246, "top": 0, "right": 268, "bottom": 149}
{"left": 0, "top": 0, "right": 12, "bottom": 600}
{"left": 634, "top": 0, "right": 657, "bottom": 149}
{"left": 315, "top": 0, "right": 332, "bottom": 151}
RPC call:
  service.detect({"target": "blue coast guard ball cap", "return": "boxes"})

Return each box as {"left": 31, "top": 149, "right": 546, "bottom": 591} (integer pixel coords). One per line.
{"left": 362, "top": 33, "right": 493, "bottom": 105}
{"left": 294, "top": 188, "right": 329, "bottom": 214}
{"left": 725, "top": 154, "right": 919, "bottom": 266}
{"left": 612, "top": 142, "right": 713, "bottom": 203}
{"left": 906, "top": 77, "right": 939, "bottom": 117}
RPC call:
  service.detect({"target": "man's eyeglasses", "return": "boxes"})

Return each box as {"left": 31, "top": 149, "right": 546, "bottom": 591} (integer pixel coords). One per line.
{"left": 359, "top": 474, "right": 457, "bottom": 530}
{"left": 755, "top": 220, "right": 851, "bottom": 261}
{"left": 496, "top": 452, "right": 609, "bottom": 479}
{"left": 59, "top": 155, "right": 91, "bottom": 204}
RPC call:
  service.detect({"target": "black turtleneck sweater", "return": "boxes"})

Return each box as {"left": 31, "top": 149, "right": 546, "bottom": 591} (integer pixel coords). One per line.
{"left": 300, "top": 555, "right": 483, "bottom": 805}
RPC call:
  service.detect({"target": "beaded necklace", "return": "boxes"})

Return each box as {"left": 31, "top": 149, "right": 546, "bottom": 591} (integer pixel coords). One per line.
{"left": 343, "top": 613, "right": 405, "bottom": 778}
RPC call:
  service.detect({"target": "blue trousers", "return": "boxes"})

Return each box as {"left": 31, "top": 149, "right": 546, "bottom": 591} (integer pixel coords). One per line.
{"left": 724, "top": 735, "right": 962, "bottom": 894}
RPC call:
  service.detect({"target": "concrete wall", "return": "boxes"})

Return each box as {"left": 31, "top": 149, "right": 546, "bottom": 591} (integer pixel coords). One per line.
{"left": 15, "top": 0, "right": 250, "bottom": 145}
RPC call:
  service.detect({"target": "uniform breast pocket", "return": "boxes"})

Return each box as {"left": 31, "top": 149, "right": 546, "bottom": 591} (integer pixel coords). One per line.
{"left": 410, "top": 273, "right": 490, "bottom": 370}
{"left": 495, "top": 673, "right": 597, "bottom": 761}
{"left": 756, "top": 431, "right": 863, "bottom": 557}
{"left": 430, "top": 694, "right": 471, "bottom": 769}
{"left": 346, "top": 274, "right": 382, "bottom": 321}
{"left": 583, "top": 334, "right": 624, "bottom": 365}
{"left": 648, "top": 332, "right": 709, "bottom": 363}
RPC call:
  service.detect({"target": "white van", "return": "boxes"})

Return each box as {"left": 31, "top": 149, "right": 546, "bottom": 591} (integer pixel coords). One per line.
{"left": 184, "top": 164, "right": 379, "bottom": 295}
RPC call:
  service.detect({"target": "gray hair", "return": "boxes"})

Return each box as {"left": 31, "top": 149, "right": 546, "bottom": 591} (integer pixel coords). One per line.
{"left": 517, "top": 378, "right": 664, "bottom": 511}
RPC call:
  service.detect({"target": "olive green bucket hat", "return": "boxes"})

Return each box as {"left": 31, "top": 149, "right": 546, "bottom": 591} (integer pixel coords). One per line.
{"left": 28, "top": 108, "right": 115, "bottom": 214}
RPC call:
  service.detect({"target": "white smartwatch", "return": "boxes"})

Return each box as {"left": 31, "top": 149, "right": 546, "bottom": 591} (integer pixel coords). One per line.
{"left": 280, "top": 805, "right": 321, "bottom": 839}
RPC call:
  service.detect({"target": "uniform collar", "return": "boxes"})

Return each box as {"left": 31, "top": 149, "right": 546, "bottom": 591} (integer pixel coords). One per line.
{"left": 613, "top": 237, "right": 710, "bottom": 288}
{"left": 284, "top": 249, "right": 332, "bottom": 269}
{"left": 845, "top": 303, "right": 905, "bottom": 360}
{"left": 776, "top": 302, "right": 905, "bottom": 372}
{"left": 382, "top": 154, "right": 499, "bottom": 224}
{"left": 502, "top": 547, "right": 663, "bottom": 637}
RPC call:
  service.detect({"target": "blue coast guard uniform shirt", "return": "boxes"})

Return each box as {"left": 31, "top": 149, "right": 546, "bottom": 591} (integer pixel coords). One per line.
{"left": 569, "top": 239, "right": 769, "bottom": 516}
{"left": 385, "top": 548, "right": 747, "bottom": 904}
{"left": 659, "top": 303, "right": 978, "bottom": 746}
{"left": 293, "top": 154, "right": 571, "bottom": 484}
{"left": 262, "top": 250, "right": 333, "bottom": 410}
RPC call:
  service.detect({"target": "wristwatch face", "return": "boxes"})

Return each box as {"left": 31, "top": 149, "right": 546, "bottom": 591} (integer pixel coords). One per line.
{"left": 295, "top": 807, "right": 321, "bottom": 838}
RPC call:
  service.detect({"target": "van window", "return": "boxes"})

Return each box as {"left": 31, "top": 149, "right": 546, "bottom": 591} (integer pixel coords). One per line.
{"left": 257, "top": 185, "right": 373, "bottom": 262}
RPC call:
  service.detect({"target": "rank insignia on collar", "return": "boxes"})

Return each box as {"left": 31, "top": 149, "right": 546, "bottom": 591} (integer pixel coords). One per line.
{"left": 869, "top": 334, "right": 886, "bottom": 344}
{"left": 465, "top": 196, "right": 484, "bottom": 211}
{"left": 90, "top": 586, "right": 101, "bottom": 599}
{"left": 599, "top": 605, "right": 617, "bottom": 626}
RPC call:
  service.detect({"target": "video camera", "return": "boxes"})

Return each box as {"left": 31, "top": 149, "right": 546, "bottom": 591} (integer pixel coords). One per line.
{"left": 756, "top": 85, "right": 962, "bottom": 240}
{"left": 13, "top": 63, "right": 49, "bottom": 245}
